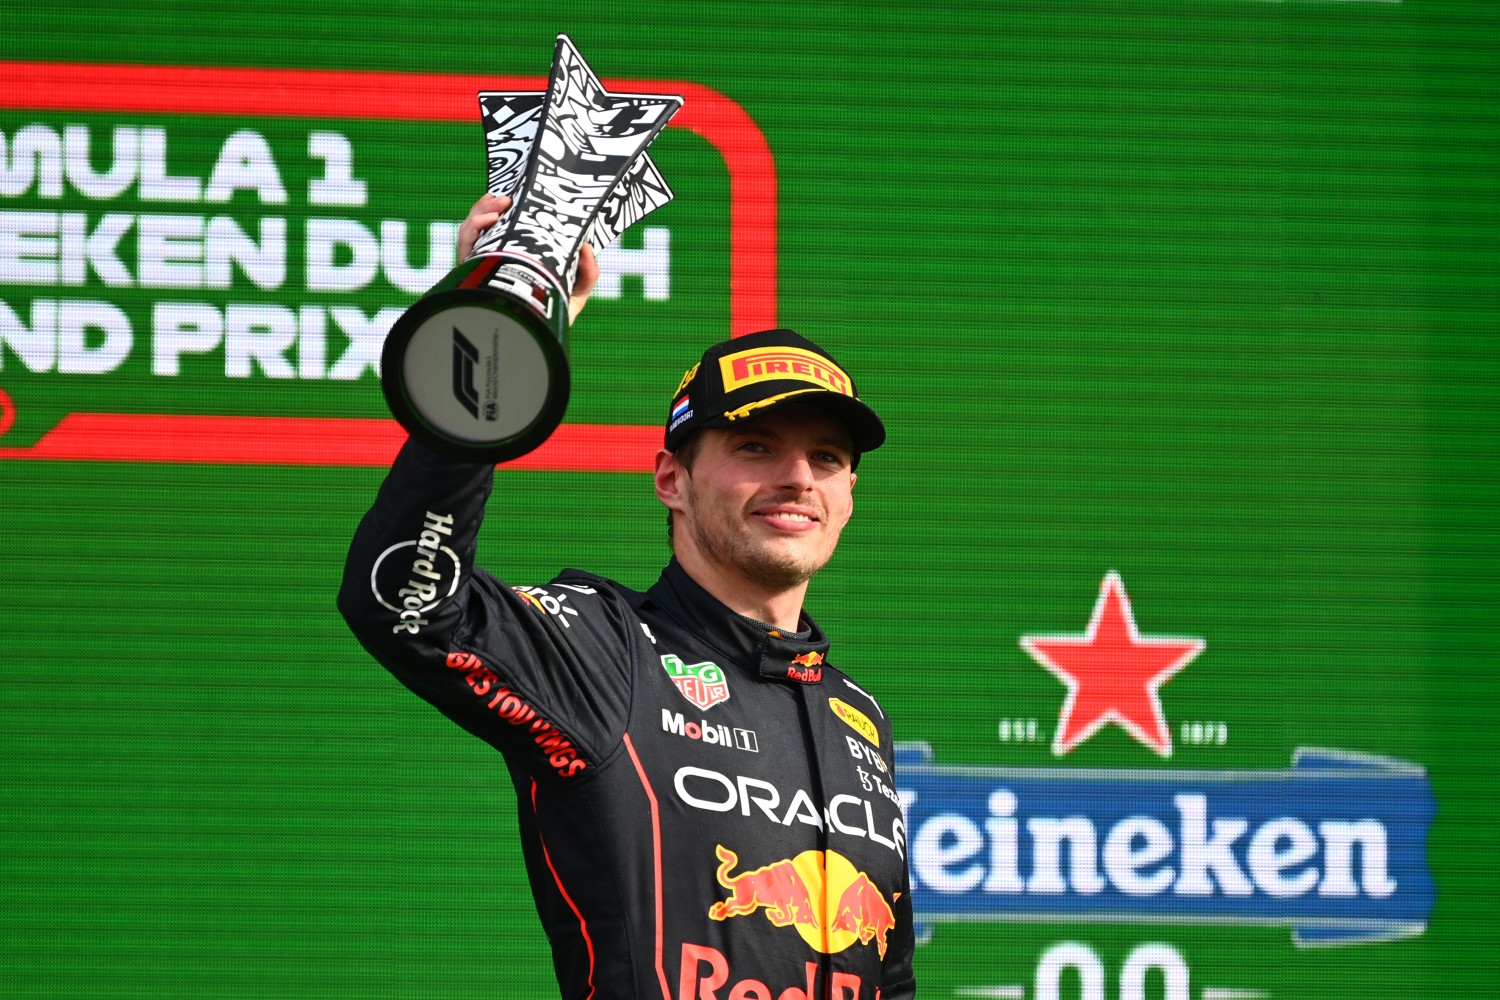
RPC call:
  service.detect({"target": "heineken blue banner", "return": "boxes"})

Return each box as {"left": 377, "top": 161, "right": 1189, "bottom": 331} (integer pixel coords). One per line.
{"left": 899, "top": 744, "right": 1434, "bottom": 944}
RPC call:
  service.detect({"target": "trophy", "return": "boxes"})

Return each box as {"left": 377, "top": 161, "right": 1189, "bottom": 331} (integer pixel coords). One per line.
{"left": 380, "top": 34, "right": 682, "bottom": 462}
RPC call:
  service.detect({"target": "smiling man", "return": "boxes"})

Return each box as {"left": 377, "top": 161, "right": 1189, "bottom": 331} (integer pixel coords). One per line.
{"left": 339, "top": 204, "right": 913, "bottom": 1000}
{"left": 656, "top": 331, "right": 883, "bottom": 631}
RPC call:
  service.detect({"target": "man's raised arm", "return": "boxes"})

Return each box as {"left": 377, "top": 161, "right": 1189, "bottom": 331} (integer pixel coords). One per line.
{"left": 336, "top": 195, "right": 600, "bottom": 712}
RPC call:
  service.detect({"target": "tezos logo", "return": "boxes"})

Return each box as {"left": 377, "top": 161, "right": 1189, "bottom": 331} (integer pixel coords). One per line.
{"left": 369, "top": 511, "right": 460, "bottom": 635}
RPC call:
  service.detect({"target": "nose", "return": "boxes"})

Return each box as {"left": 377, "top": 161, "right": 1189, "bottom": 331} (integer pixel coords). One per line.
{"left": 776, "top": 452, "right": 816, "bottom": 492}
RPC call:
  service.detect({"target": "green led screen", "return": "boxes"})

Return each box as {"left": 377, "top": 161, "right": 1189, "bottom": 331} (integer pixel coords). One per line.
{"left": 1, "top": 2, "right": 1496, "bottom": 997}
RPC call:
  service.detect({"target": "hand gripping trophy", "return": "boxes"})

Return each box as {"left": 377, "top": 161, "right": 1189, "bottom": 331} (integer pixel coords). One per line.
{"left": 380, "top": 35, "right": 682, "bottom": 462}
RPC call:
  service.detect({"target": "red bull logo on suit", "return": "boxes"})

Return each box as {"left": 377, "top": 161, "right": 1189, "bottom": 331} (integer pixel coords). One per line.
{"left": 707, "top": 844, "right": 898, "bottom": 959}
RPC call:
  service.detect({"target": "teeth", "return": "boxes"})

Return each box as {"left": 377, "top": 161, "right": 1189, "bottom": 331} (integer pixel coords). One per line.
{"left": 769, "top": 512, "right": 812, "bottom": 522}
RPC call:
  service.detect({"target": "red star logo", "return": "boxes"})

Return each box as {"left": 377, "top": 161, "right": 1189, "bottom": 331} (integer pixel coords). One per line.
{"left": 1020, "top": 572, "right": 1204, "bottom": 757}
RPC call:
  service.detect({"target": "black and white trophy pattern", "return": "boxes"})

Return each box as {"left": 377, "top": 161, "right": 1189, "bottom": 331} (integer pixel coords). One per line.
{"left": 478, "top": 91, "right": 545, "bottom": 220}
{"left": 470, "top": 35, "right": 681, "bottom": 302}
{"left": 479, "top": 91, "right": 674, "bottom": 295}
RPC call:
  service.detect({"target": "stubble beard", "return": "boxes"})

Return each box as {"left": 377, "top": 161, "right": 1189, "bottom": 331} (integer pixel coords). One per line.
{"left": 686, "top": 492, "right": 834, "bottom": 594}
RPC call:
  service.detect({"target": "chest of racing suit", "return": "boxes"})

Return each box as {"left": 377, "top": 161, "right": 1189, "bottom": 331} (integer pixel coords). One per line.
{"left": 338, "top": 439, "right": 916, "bottom": 1000}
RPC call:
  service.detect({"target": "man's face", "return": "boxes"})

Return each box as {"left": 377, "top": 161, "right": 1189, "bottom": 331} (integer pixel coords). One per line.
{"left": 662, "top": 404, "right": 858, "bottom": 594}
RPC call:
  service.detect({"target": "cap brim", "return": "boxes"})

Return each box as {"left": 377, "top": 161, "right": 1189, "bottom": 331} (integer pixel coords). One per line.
{"left": 702, "top": 388, "right": 886, "bottom": 456}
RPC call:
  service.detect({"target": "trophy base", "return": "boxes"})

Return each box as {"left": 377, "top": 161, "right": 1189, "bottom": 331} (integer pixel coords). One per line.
{"left": 381, "top": 261, "right": 570, "bottom": 464}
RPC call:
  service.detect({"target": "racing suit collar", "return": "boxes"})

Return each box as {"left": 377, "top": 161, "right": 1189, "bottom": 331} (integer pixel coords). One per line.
{"left": 649, "top": 559, "right": 831, "bottom": 685}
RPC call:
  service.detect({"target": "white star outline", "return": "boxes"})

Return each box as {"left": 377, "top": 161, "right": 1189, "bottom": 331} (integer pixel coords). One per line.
{"left": 1018, "top": 571, "right": 1205, "bottom": 758}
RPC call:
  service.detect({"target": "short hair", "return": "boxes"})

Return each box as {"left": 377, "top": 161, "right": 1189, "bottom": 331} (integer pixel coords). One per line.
{"left": 664, "top": 431, "right": 706, "bottom": 551}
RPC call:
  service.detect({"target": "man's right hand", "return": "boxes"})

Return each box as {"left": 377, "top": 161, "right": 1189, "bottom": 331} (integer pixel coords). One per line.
{"left": 457, "top": 193, "right": 601, "bottom": 324}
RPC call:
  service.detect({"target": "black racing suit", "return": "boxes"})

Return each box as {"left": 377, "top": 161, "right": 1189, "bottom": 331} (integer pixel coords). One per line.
{"left": 338, "top": 439, "right": 917, "bottom": 1000}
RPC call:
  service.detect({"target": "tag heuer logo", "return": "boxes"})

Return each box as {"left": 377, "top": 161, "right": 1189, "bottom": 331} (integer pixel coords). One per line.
{"left": 661, "top": 654, "right": 730, "bottom": 711}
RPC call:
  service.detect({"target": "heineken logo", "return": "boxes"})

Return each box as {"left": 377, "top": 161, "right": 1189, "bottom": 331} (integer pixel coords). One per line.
{"left": 661, "top": 654, "right": 730, "bottom": 711}
{"left": 896, "top": 743, "right": 1435, "bottom": 946}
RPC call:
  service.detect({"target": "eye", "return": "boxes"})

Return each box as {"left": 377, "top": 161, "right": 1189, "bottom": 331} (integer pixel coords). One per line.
{"left": 813, "top": 449, "right": 850, "bottom": 468}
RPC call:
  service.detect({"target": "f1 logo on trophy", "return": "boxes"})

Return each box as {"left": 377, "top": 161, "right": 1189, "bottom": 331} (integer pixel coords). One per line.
{"left": 381, "top": 34, "right": 682, "bottom": 462}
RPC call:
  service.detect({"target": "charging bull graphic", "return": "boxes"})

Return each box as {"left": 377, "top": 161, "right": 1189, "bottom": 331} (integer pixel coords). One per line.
{"left": 708, "top": 844, "right": 898, "bottom": 958}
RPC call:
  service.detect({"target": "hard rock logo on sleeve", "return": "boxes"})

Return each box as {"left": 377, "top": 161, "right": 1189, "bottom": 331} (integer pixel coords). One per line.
{"left": 368, "top": 511, "right": 459, "bottom": 635}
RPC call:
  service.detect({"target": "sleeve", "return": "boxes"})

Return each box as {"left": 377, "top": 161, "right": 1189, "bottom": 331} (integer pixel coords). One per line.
{"left": 881, "top": 700, "right": 919, "bottom": 998}
{"left": 883, "top": 900, "right": 917, "bottom": 999}
{"left": 336, "top": 436, "right": 635, "bottom": 781}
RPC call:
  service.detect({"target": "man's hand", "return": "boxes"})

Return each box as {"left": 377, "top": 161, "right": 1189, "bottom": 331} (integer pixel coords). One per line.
{"left": 456, "top": 191, "right": 507, "bottom": 260}
{"left": 457, "top": 193, "right": 601, "bottom": 324}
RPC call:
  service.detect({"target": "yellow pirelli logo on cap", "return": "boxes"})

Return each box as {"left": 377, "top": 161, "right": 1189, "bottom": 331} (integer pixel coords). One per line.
{"left": 719, "top": 347, "right": 853, "bottom": 396}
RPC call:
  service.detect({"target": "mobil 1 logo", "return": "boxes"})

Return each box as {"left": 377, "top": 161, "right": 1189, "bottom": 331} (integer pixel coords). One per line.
{"left": 662, "top": 708, "right": 759, "bottom": 753}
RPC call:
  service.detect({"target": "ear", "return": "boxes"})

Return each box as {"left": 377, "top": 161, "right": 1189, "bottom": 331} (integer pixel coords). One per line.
{"left": 838, "top": 471, "right": 857, "bottom": 528}
{"left": 653, "top": 448, "right": 688, "bottom": 513}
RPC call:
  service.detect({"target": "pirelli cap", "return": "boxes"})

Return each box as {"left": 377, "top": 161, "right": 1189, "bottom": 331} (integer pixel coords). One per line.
{"left": 664, "top": 328, "right": 886, "bottom": 457}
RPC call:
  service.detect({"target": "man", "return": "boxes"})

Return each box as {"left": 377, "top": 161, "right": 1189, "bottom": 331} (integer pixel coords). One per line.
{"left": 338, "top": 195, "right": 915, "bottom": 999}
